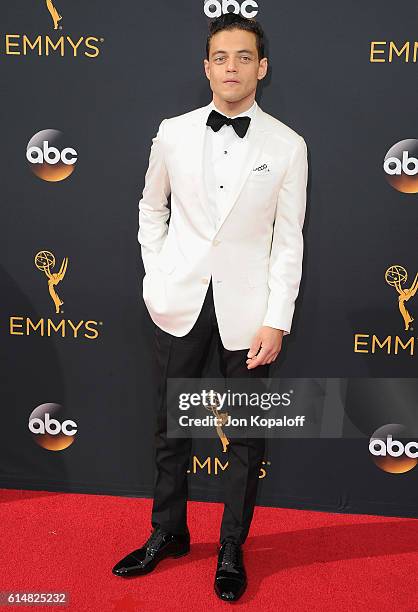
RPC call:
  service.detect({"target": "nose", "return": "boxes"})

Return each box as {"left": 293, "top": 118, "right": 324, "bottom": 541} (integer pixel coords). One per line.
{"left": 226, "top": 57, "right": 239, "bottom": 72}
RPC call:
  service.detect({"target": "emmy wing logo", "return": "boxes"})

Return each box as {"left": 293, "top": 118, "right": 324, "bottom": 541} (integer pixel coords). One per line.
{"left": 353, "top": 265, "right": 417, "bottom": 356}
{"left": 204, "top": 390, "right": 230, "bottom": 453}
{"left": 385, "top": 265, "right": 417, "bottom": 331}
{"left": 3, "top": 2, "right": 104, "bottom": 58}
{"left": 8, "top": 251, "right": 101, "bottom": 340}
{"left": 188, "top": 456, "right": 270, "bottom": 478}
{"left": 35, "top": 250, "right": 68, "bottom": 314}
{"left": 45, "top": 0, "right": 63, "bottom": 30}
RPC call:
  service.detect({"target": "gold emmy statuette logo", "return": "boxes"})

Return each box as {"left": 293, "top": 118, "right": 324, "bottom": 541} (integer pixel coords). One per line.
{"left": 205, "top": 391, "right": 229, "bottom": 453}
{"left": 385, "top": 265, "right": 418, "bottom": 331}
{"left": 35, "top": 250, "right": 68, "bottom": 314}
{"left": 45, "top": 0, "right": 63, "bottom": 30}
{"left": 4, "top": 0, "right": 103, "bottom": 59}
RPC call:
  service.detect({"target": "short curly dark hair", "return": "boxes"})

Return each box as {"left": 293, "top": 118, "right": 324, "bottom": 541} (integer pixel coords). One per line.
{"left": 206, "top": 13, "right": 266, "bottom": 62}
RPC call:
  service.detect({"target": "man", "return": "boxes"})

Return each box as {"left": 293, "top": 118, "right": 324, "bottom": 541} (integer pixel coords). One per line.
{"left": 112, "top": 13, "right": 308, "bottom": 603}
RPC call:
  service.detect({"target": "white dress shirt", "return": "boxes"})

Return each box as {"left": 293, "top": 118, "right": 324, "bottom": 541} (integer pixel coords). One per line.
{"left": 203, "top": 99, "right": 257, "bottom": 230}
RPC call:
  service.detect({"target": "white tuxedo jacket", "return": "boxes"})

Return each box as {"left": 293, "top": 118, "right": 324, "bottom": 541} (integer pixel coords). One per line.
{"left": 138, "top": 100, "right": 308, "bottom": 350}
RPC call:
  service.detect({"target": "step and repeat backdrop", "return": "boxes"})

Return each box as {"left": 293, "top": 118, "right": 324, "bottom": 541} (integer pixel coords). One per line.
{"left": 0, "top": 1, "right": 417, "bottom": 518}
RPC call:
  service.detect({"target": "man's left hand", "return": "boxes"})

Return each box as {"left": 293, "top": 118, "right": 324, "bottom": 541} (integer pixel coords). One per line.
{"left": 246, "top": 326, "right": 284, "bottom": 369}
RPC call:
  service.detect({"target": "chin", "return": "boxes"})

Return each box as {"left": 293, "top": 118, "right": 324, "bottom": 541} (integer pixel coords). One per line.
{"left": 221, "top": 93, "right": 241, "bottom": 102}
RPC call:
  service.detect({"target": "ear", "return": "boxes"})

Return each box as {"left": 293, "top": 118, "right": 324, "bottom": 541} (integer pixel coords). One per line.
{"left": 203, "top": 58, "right": 210, "bottom": 80}
{"left": 258, "top": 57, "right": 268, "bottom": 80}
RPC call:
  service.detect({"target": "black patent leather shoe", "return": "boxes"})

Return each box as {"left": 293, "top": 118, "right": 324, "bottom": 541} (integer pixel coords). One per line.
{"left": 112, "top": 527, "right": 190, "bottom": 577}
{"left": 214, "top": 539, "right": 247, "bottom": 602}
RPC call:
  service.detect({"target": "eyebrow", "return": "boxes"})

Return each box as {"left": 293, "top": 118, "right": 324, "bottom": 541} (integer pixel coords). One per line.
{"left": 211, "top": 49, "right": 255, "bottom": 56}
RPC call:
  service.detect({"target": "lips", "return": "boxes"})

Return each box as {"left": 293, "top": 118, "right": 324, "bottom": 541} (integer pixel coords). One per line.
{"left": 223, "top": 80, "right": 239, "bottom": 83}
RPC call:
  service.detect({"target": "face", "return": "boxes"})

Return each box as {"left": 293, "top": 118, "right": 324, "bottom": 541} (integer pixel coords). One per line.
{"left": 204, "top": 28, "right": 268, "bottom": 106}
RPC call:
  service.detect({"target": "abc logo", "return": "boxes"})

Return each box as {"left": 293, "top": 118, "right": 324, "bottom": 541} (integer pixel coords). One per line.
{"left": 383, "top": 139, "right": 418, "bottom": 194}
{"left": 29, "top": 403, "right": 77, "bottom": 451}
{"left": 26, "top": 129, "right": 77, "bottom": 182}
{"left": 204, "top": 0, "right": 259, "bottom": 18}
{"left": 369, "top": 424, "right": 418, "bottom": 474}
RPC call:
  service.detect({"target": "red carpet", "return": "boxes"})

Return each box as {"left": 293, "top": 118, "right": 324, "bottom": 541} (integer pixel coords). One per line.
{"left": 0, "top": 488, "right": 417, "bottom": 611}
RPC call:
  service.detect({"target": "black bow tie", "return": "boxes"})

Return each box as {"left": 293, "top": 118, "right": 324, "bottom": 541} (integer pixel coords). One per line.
{"left": 206, "top": 109, "right": 251, "bottom": 138}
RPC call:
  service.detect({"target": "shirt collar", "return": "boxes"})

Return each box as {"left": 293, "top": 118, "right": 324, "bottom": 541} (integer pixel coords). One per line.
{"left": 208, "top": 99, "right": 257, "bottom": 121}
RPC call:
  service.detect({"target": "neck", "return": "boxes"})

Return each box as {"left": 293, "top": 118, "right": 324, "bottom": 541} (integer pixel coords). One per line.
{"left": 212, "top": 92, "right": 255, "bottom": 117}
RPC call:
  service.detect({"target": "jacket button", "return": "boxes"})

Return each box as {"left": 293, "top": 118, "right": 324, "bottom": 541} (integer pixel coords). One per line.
{"left": 213, "top": 239, "right": 220, "bottom": 246}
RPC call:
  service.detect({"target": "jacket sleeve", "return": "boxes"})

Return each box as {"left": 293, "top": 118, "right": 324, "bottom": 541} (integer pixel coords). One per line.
{"left": 137, "top": 119, "right": 171, "bottom": 275}
{"left": 262, "top": 136, "right": 308, "bottom": 335}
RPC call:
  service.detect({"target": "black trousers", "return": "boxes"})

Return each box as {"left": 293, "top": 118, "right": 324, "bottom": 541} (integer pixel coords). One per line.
{"left": 150, "top": 277, "right": 270, "bottom": 545}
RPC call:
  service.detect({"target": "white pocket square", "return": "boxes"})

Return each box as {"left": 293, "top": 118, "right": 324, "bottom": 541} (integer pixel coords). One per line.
{"left": 252, "top": 162, "right": 271, "bottom": 175}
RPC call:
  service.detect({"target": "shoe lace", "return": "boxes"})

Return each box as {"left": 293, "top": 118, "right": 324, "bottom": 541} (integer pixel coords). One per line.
{"left": 221, "top": 541, "right": 239, "bottom": 567}
{"left": 146, "top": 528, "right": 166, "bottom": 553}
